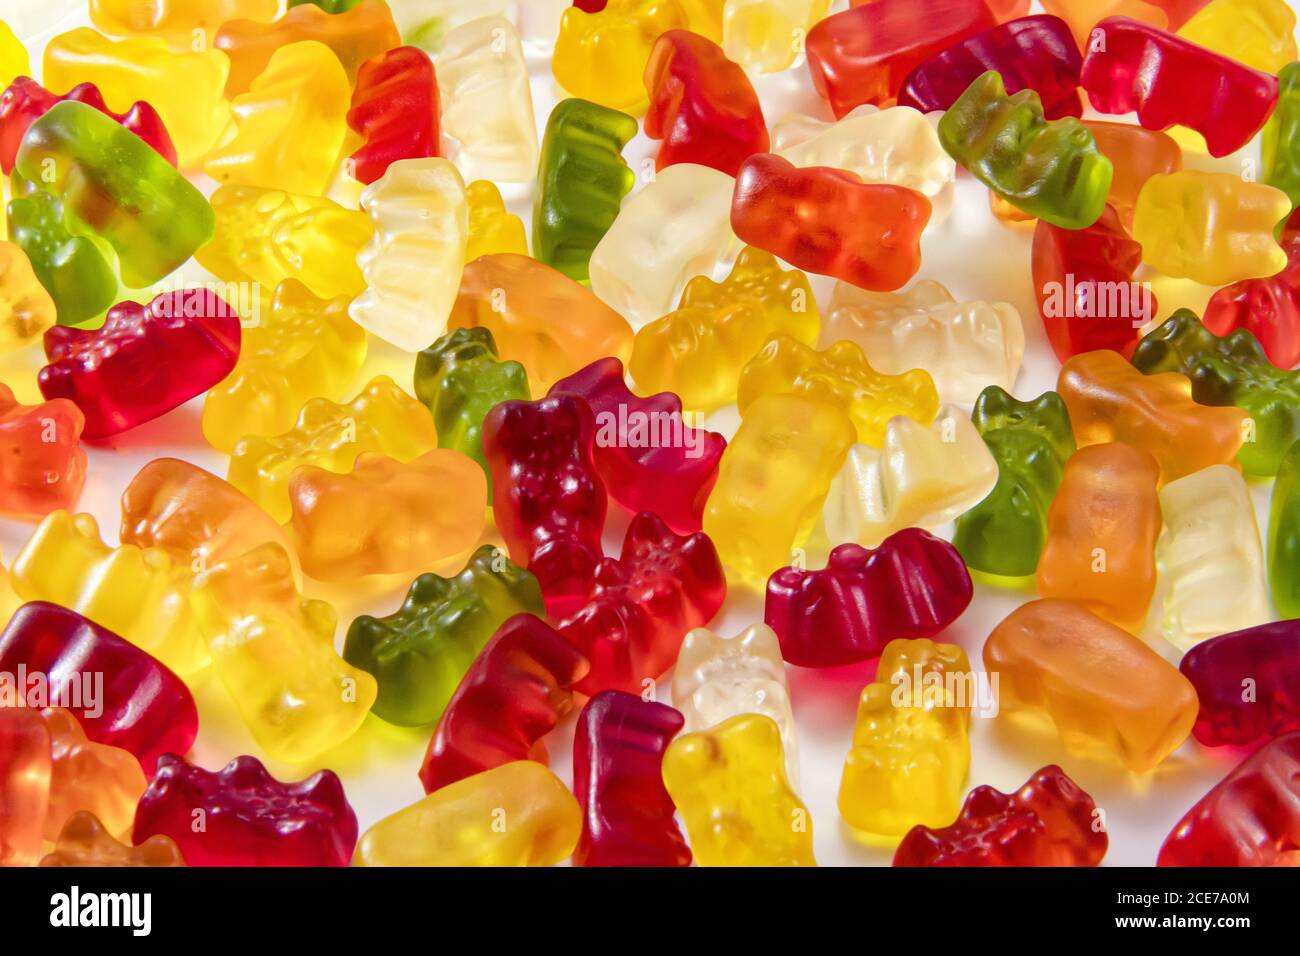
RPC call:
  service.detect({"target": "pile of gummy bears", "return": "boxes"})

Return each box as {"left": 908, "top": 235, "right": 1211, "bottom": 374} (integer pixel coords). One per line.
{"left": 1, "top": 0, "right": 1299, "bottom": 869}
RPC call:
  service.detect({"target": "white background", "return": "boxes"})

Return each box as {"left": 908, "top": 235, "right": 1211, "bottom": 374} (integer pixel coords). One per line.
{"left": 2, "top": 0, "right": 1293, "bottom": 865}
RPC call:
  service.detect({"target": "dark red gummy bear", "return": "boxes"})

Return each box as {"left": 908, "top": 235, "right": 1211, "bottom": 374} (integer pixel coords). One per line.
{"left": 132, "top": 753, "right": 358, "bottom": 867}
{"left": 549, "top": 357, "right": 726, "bottom": 535}
{"left": 573, "top": 690, "right": 691, "bottom": 867}
{"left": 765, "top": 527, "right": 973, "bottom": 668}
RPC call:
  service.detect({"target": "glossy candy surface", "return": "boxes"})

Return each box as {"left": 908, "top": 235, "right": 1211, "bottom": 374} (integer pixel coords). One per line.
{"left": 766, "top": 528, "right": 973, "bottom": 668}
{"left": 534, "top": 98, "right": 637, "bottom": 283}
{"left": 1180, "top": 621, "right": 1300, "bottom": 750}
{"left": 572, "top": 691, "right": 691, "bottom": 867}
{"left": 1036, "top": 442, "right": 1161, "bottom": 634}
{"left": 1158, "top": 732, "right": 1300, "bottom": 866}
{"left": 418, "top": 613, "right": 589, "bottom": 793}
{"left": 822, "top": 280, "right": 1023, "bottom": 405}
{"left": 39, "top": 290, "right": 240, "bottom": 440}
{"left": 731, "top": 153, "right": 930, "bottom": 292}
{"left": 549, "top": 357, "right": 725, "bottom": 535}
{"left": 355, "top": 761, "right": 581, "bottom": 867}
{"left": 1132, "top": 310, "right": 1300, "bottom": 477}
{"left": 0, "top": 384, "right": 85, "bottom": 520}
{"left": 894, "top": 764, "right": 1108, "bottom": 867}
{"left": 662, "top": 713, "right": 814, "bottom": 866}
{"left": 1080, "top": 16, "right": 1279, "bottom": 158}
{"left": 344, "top": 546, "right": 545, "bottom": 728}
{"left": 0, "top": 75, "right": 176, "bottom": 174}
{"left": 630, "top": 246, "right": 819, "bottom": 413}
{"left": 938, "top": 71, "right": 1111, "bottom": 230}
{"left": 16, "top": 101, "right": 214, "bottom": 289}
{"left": 554, "top": 510, "right": 726, "bottom": 696}
{"left": 449, "top": 253, "right": 634, "bottom": 394}
{"left": 0, "top": 602, "right": 198, "bottom": 774}
{"left": 643, "top": 29, "right": 767, "bottom": 176}
{"left": 953, "top": 388, "right": 1076, "bottom": 579}
{"left": 805, "top": 0, "right": 998, "bottom": 118}
{"left": 984, "top": 599, "right": 1197, "bottom": 772}
{"left": 133, "top": 754, "right": 357, "bottom": 867}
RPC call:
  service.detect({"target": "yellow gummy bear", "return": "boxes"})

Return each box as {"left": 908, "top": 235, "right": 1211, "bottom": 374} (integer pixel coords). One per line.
{"left": 1, "top": 19, "right": 31, "bottom": 89}
{"left": 0, "top": 240, "right": 56, "bottom": 354}
{"left": 227, "top": 375, "right": 439, "bottom": 524}
{"left": 89, "top": 0, "right": 279, "bottom": 49}
{"left": 464, "top": 180, "right": 528, "bottom": 262}
{"left": 629, "top": 246, "right": 821, "bottom": 413}
{"left": 662, "top": 713, "right": 816, "bottom": 866}
{"left": 355, "top": 761, "right": 581, "bottom": 867}
{"left": 190, "top": 542, "right": 377, "bottom": 763}
{"left": 1177, "top": 0, "right": 1297, "bottom": 74}
{"left": 350, "top": 157, "right": 468, "bottom": 352}
{"left": 553, "top": 0, "right": 689, "bottom": 113}
{"left": 722, "top": 0, "right": 831, "bottom": 74}
{"left": 1133, "top": 171, "right": 1290, "bottom": 286}
{"left": 839, "top": 639, "right": 972, "bottom": 840}
{"left": 679, "top": 0, "right": 724, "bottom": 40}
{"left": 737, "top": 333, "right": 940, "bottom": 447}
{"left": 197, "top": 184, "right": 374, "bottom": 302}
{"left": 201, "top": 279, "right": 367, "bottom": 453}
{"left": 204, "top": 40, "right": 349, "bottom": 195}
{"left": 43, "top": 27, "right": 231, "bottom": 167}
{"left": 10, "top": 511, "right": 209, "bottom": 676}
{"left": 704, "top": 394, "right": 855, "bottom": 585}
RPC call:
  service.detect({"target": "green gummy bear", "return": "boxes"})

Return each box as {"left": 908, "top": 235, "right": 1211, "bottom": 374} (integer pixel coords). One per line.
{"left": 1263, "top": 61, "right": 1300, "bottom": 214}
{"left": 952, "top": 386, "right": 1075, "bottom": 578}
{"left": 6, "top": 171, "right": 117, "bottom": 326}
{"left": 533, "top": 97, "right": 636, "bottom": 282}
{"left": 1131, "top": 309, "right": 1300, "bottom": 477}
{"left": 938, "top": 71, "right": 1112, "bottom": 230}
{"left": 414, "top": 327, "right": 530, "bottom": 494}
{"left": 15, "top": 100, "right": 214, "bottom": 289}
{"left": 343, "top": 544, "right": 545, "bottom": 727}
{"left": 1269, "top": 440, "right": 1300, "bottom": 618}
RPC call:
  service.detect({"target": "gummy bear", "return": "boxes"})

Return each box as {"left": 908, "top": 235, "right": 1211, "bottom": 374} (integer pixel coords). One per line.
{"left": 0, "top": 383, "right": 85, "bottom": 519}
{"left": 133, "top": 754, "right": 357, "bottom": 866}
{"left": 343, "top": 545, "right": 545, "bottom": 727}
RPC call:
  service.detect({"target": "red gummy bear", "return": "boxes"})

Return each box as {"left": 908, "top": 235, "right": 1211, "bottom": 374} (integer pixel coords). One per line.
{"left": 1080, "top": 16, "right": 1278, "bottom": 158}
{"left": 556, "top": 511, "right": 726, "bottom": 697}
{"left": 346, "top": 46, "right": 441, "bottom": 186}
{"left": 894, "top": 765, "right": 1108, "bottom": 866}
{"left": 765, "top": 527, "right": 973, "bottom": 668}
{"left": 572, "top": 690, "right": 691, "bottom": 867}
{"left": 1032, "top": 205, "right": 1154, "bottom": 363}
{"left": 39, "top": 289, "right": 241, "bottom": 440}
{"left": 418, "top": 613, "right": 590, "bottom": 795}
{"left": 0, "top": 383, "right": 86, "bottom": 519}
{"left": 643, "top": 29, "right": 768, "bottom": 177}
{"left": 0, "top": 75, "right": 176, "bottom": 173}
{"left": 0, "top": 602, "right": 197, "bottom": 774}
{"left": 1159, "top": 733, "right": 1300, "bottom": 866}
{"left": 731, "top": 153, "right": 930, "bottom": 292}
{"left": 483, "top": 395, "right": 609, "bottom": 618}
{"left": 549, "top": 357, "right": 726, "bottom": 535}
{"left": 133, "top": 754, "right": 357, "bottom": 867}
